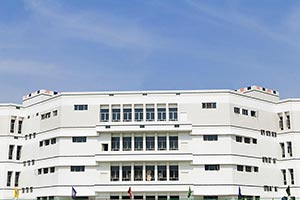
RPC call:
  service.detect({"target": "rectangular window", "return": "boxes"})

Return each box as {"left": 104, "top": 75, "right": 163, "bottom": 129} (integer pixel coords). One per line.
{"left": 51, "top": 138, "right": 56, "bottom": 144}
{"left": 157, "top": 165, "right": 167, "bottom": 181}
{"left": 237, "top": 165, "right": 243, "bottom": 172}
{"left": 70, "top": 166, "right": 85, "bottom": 172}
{"left": 45, "top": 139, "right": 50, "bottom": 146}
{"left": 39, "top": 141, "right": 43, "bottom": 147}
{"left": 205, "top": 165, "right": 220, "bottom": 171}
{"left": 112, "top": 108, "right": 121, "bottom": 122}
{"left": 134, "top": 108, "right": 143, "bottom": 121}
{"left": 134, "top": 137, "right": 143, "bottom": 151}
{"left": 245, "top": 166, "right": 251, "bottom": 172}
{"left": 203, "top": 135, "right": 218, "bottom": 141}
{"left": 146, "top": 107, "right": 155, "bottom": 121}
{"left": 43, "top": 168, "right": 49, "bottom": 174}
{"left": 286, "top": 115, "right": 291, "bottom": 129}
{"left": 169, "top": 107, "right": 178, "bottom": 121}
{"left": 202, "top": 102, "right": 217, "bottom": 109}
{"left": 170, "top": 196, "right": 180, "bottom": 200}
{"left": 236, "top": 136, "right": 242, "bottom": 143}
{"left": 287, "top": 142, "right": 293, "bottom": 157}
{"left": 14, "top": 172, "right": 20, "bottom": 187}
{"left": 7, "top": 171, "right": 12, "bottom": 186}
{"left": 74, "top": 105, "right": 88, "bottom": 111}
{"left": 157, "top": 107, "right": 166, "bottom": 121}
{"left": 10, "top": 119, "right": 15, "bottom": 133}
{"left": 123, "top": 108, "right": 132, "bottom": 122}
{"left": 110, "top": 196, "right": 119, "bottom": 200}
{"left": 146, "top": 136, "right": 155, "bottom": 151}
{"left": 282, "top": 169, "right": 287, "bottom": 185}
{"left": 72, "top": 137, "right": 87, "bottom": 143}
{"left": 50, "top": 167, "right": 55, "bottom": 173}
{"left": 252, "top": 138, "right": 257, "bottom": 144}
{"left": 254, "top": 167, "right": 259, "bottom": 172}
{"left": 279, "top": 116, "right": 284, "bottom": 130}
{"left": 18, "top": 120, "right": 23, "bottom": 134}
{"left": 158, "top": 136, "right": 167, "bottom": 150}
{"left": 100, "top": 107, "right": 109, "bottom": 122}
{"left": 242, "top": 109, "right": 248, "bottom": 115}
{"left": 110, "top": 166, "right": 119, "bottom": 181}
{"left": 134, "top": 166, "right": 143, "bottom": 181}
{"left": 234, "top": 107, "right": 240, "bottom": 114}
{"left": 169, "top": 136, "right": 178, "bottom": 150}
{"left": 111, "top": 137, "right": 120, "bottom": 151}
{"left": 16, "top": 146, "right": 22, "bottom": 160}
{"left": 158, "top": 196, "right": 168, "bottom": 200}
{"left": 146, "top": 165, "right": 155, "bottom": 181}
{"left": 123, "top": 137, "right": 132, "bottom": 151}
{"left": 8, "top": 145, "right": 14, "bottom": 160}
{"left": 53, "top": 110, "right": 58, "bottom": 116}
{"left": 251, "top": 110, "right": 257, "bottom": 117}
{"left": 169, "top": 165, "right": 179, "bottom": 180}
{"left": 280, "top": 143, "right": 285, "bottom": 158}
{"left": 261, "top": 130, "right": 265, "bottom": 135}
{"left": 289, "top": 169, "right": 294, "bottom": 185}
{"left": 38, "top": 169, "right": 42, "bottom": 175}
{"left": 244, "top": 137, "right": 251, "bottom": 144}
{"left": 41, "top": 112, "right": 51, "bottom": 120}
{"left": 122, "top": 166, "right": 131, "bottom": 181}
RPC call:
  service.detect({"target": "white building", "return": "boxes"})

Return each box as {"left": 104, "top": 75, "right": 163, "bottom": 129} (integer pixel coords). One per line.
{"left": 0, "top": 86, "right": 298, "bottom": 200}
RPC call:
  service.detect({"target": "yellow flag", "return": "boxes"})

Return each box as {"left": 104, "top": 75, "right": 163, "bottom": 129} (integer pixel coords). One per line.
{"left": 14, "top": 188, "right": 19, "bottom": 198}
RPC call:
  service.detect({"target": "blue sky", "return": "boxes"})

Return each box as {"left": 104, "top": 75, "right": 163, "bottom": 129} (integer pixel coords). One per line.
{"left": 0, "top": 0, "right": 300, "bottom": 103}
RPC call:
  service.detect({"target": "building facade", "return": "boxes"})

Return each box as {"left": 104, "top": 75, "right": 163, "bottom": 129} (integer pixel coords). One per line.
{"left": 0, "top": 86, "right": 299, "bottom": 200}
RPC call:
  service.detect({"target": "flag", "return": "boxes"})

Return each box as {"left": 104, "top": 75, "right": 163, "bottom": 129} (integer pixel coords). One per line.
{"left": 14, "top": 188, "right": 19, "bottom": 198}
{"left": 187, "top": 186, "right": 192, "bottom": 198}
{"left": 286, "top": 185, "right": 291, "bottom": 196}
{"left": 72, "top": 187, "right": 77, "bottom": 200}
{"left": 128, "top": 187, "right": 132, "bottom": 199}
{"left": 238, "top": 186, "right": 242, "bottom": 199}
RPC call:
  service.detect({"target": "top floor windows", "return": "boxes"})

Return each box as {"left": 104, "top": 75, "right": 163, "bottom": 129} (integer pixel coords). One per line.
{"left": 286, "top": 115, "right": 291, "bottom": 129}
{"left": 135, "top": 108, "right": 143, "bottom": 122}
{"left": 242, "top": 109, "right": 248, "bottom": 115}
{"left": 279, "top": 116, "right": 284, "bottom": 130}
{"left": 146, "top": 108, "right": 155, "bottom": 121}
{"left": 202, "top": 102, "right": 216, "bottom": 109}
{"left": 10, "top": 119, "right": 15, "bottom": 133}
{"left": 41, "top": 112, "right": 51, "bottom": 120}
{"left": 100, "top": 108, "right": 109, "bottom": 122}
{"left": 112, "top": 108, "right": 121, "bottom": 122}
{"left": 234, "top": 107, "right": 240, "bottom": 114}
{"left": 123, "top": 108, "right": 132, "bottom": 122}
{"left": 203, "top": 135, "right": 218, "bottom": 141}
{"left": 18, "top": 120, "right": 23, "bottom": 134}
{"left": 157, "top": 107, "right": 166, "bottom": 121}
{"left": 72, "top": 137, "right": 87, "bottom": 143}
{"left": 74, "top": 105, "right": 88, "bottom": 111}
{"left": 169, "top": 107, "right": 178, "bottom": 121}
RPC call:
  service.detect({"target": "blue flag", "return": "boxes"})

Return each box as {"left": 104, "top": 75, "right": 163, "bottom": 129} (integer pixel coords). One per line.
{"left": 72, "top": 187, "right": 77, "bottom": 200}
{"left": 238, "top": 187, "right": 242, "bottom": 199}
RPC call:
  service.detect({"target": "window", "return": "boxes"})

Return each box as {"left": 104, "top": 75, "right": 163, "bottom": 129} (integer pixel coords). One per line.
{"left": 244, "top": 137, "right": 251, "bottom": 144}
{"left": 70, "top": 166, "right": 85, "bottom": 172}
{"left": 261, "top": 130, "right": 265, "bottom": 135}
{"left": 157, "top": 107, "right": 166, "bottom": 121}
{"left": 203, "top": 135, "right": 218, "bottom": 141}
{"left": 122, "top": 166, "right": 131, "bottom": 181}
{"left": 134, "top": 137, "right": 143, "bottom": 151}
{"left": 41, "top": 112, "right": 51, "bottom": 120}
{"left": 146, "top": 196, "right": 155, "bottom": 200}
{"left": 43, "top": 168, "right": 49, "bottom": 174}
{"left": 102, "top": 144, "right": 108, "bottom": 151}
{"left": 158, "top": 136, "right": 167, "bottom": 150}
{"left": 74, "top": 105, "right": 88, "bottom": 111}
{"left": 254, "top": 167, "right": 259, "bottom": 172}
{"left": 15, "top": 172, "right": 20, "bottom": 186}
{"left": 110, "top": 196, "right": 119, "bottom": 200}
{"left": 266, "top": 131, "right": 270, "bottom": 136}
{"left": 242, "top": 109, "right": 248, "bottom": 115}
{"left": 202, "top": 102, "right": 217, "bottom": 109}
{"left": 53, "top": 110, "right": 58, "bottom": 116}
{"left": 146, "top": 165, "right": 155, "bottom": 181}
{"left": 287, "top": 142, "right": 292, "bottom": 157}
{"left": 134, "top": 108, "right": 143, "bottom": 121}
{"left": 169, "top": 136, "right": 178, "bottom": 150}
{"left": 169, "top": 165, "right": 179, "bottom": 180}
{"left": 272, "top": 132, "right": 277, "bottom": 137}
{"left": 111, "top": 137, "right": 120, "bottom": 151}
{"left": 45, "top": 139, "right": 50, "bottom": 146}
{"left": 146, "top": 136, "right": 155, "bottom": 151}
{"left": 72, "top": 137, "right": 87, "bottom": 143}
{"left": 146, "top": 107, "right": 155, "bottom": 121}
{"left": 282, "top": 169, "right": 287, "bottom": 185}
{"left": 123, "top": 108, "right": 132, "bottom": 122}
{"left": 16, "top": 146, "right": 22, "bottom": 160}
{"left": 158, "top": 165, "right": 167, "bottom": 181}
{"left": 205, "top": 165, "right": 220, "bottom": 171}
{"left": 280, "top": 143, "right": 285, "bottom": 158}
{"left": 8, "top": 145, "right": 14, "bottom": 160}
{"left": 50, "top": 167, "right": 55, "bottom": 173}
{"left": 123, "top": 137, "right": 132, "bottom": 151}
{"left": 169, "top": 107, "right": 178, "bottom": 121}
{"left": 100, "top": 107, "right": 109, "bottom": 122}
{"left": 236, "top": 136, "right": 242, "bottom": 143}
{"left": 252, "top": 138, "right": 257, "bottom": 144}
{"left": 251, "top": 110, "right": 257, "bottom": 117}
{"left": 112, "top": 108, "right": 121, "bottom": 122}
{"left": 18, "top": 120, "right": 23, "bottom": 134}
{"left": 245, "top": 166, "right": 252, "bottom": 172}
{"left": 234, "top": 107, "right": 240, "bottom": 114}
{"left": 158, "top": 196, "right": 168, "bottom": 200}
{"left": 279, "top": 116, "right": 284, "bottom": 130}
{"left": 286, "top": 115, "right": 291, "bottom": 129}
{"left": 51, "top": 138, "right": 56, "bottom": 144}
{"left": 289, "top": 169, "right": 295, "bottom": 185}
{"left": 110, "top": 166, "right": 119, "bottom": 181}
{"left": 7, "top": 171, "right": 12, "bottom": 186}
{"left": 38, "top": 169, "right": 42, "bottom": 175}
{"left": 39, "top": 141, "right": 43, "bottom": 147}
{"left": 134, "top": 166, "right": 143, "bottom": 181}
{"left": 170, "top": 196, "right": 180, "bottom": 200}
{"left": 237, "top": 165, "right": 243, "bottom": 172}
{"left": 32, "top": 160, "right": 35, "bottom": 165}
{"left": 10, "top": 119, "right": 15, "bottom": 133}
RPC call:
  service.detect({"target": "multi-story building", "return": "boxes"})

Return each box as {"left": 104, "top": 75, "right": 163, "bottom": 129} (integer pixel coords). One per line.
{"left": 0, "top": 86, "right": 299, "bottom": 200}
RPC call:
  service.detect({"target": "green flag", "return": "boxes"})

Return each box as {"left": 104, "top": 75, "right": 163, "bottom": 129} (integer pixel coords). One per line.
{"left": 286, "top": 185, "right": 291, "bottom": 196}
{"left": 187, "top": 186, "right": 192, "bottom": 198}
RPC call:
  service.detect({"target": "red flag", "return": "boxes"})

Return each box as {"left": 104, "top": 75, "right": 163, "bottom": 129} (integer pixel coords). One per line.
{"left": 128, "top": 187, "right": 132, "bottom": 199}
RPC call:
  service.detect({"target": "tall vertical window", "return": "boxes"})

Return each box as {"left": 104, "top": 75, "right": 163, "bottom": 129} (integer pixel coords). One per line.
{"left": 112, "top": 108, "right": 121, "bottom": 122}
{"left": 18, "top": 120, "right": 23, "bottom": 134}
{"left": 146, "top": 107, "right": 155, "bottom": 121}
{"left": 123, "top": 107, "right": 132, "bottom": 122}
{"left": 111, "top": 137, "right": 120, "bottom": 151}
{"left": 110, "top": 166, "right": 119, "bottom": 181}
{"left": 287, "top": 142, "right": 293, "bottom": 157}
{"left": 100, "top": 107, "right": 109, "bottom": 122}
{"left": 8, "top": 145, "right": 14, "bottom": 160}
{"left": 134, "top": 137, "right": 143, "bottom": 151}
{"left": 282, "top": 169, "right": 287, "bottom": 185}
{"left": 134, "top": 166, "right": 143, "bottom": 181}
{"left": 169, "top": 136, "right": 178, "bottom": 150}
{"left": 134, "top": 108, "right": 143, "bottom": 121}
{"left": 286, "top": 115, "right": 291, "bottom": 129}
{"left": 10, "top": 119, "right": 15, "bottom": 133}
{"left": 169, "top": 165, "right": 179, "bottom": 181}
{"left": 157, "top": 107, "right": 166, "bottom": 121}
{"left": 289, "top": 169, "right": 295, "bottom": 185}
{"left": 279, "top": 116, "right": 284, "bottom": 130}
{"left": 7, "top": 171, "right": 12, "bottom": 186}
{"left": 122, "top": 166, "right": 131, "bottom": 181}
{"left": 157, "top": 165, "right": 167, "bottom": 181}
{"left": 123, "top": 137, "right": 132, "bottom": 151}
{"left": 16, "top": 146, "right": 22, "bottom": 160}
{"left": 146, "top": 136, "right": 155, "bottom": 151}
{"left": 280, "top": 143, "right": 285, "bottom": 158}
{"left": 169, "top": 106, "right": 178, "bottom": 121}
{"left": 14, "top": 172, "right": 20, "bottom": 187}
{"left": 146, "top": 166, "right": 155, "bottom": 181}
{"left": 158, "top": 136, "right": 167, "bottom": 150}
